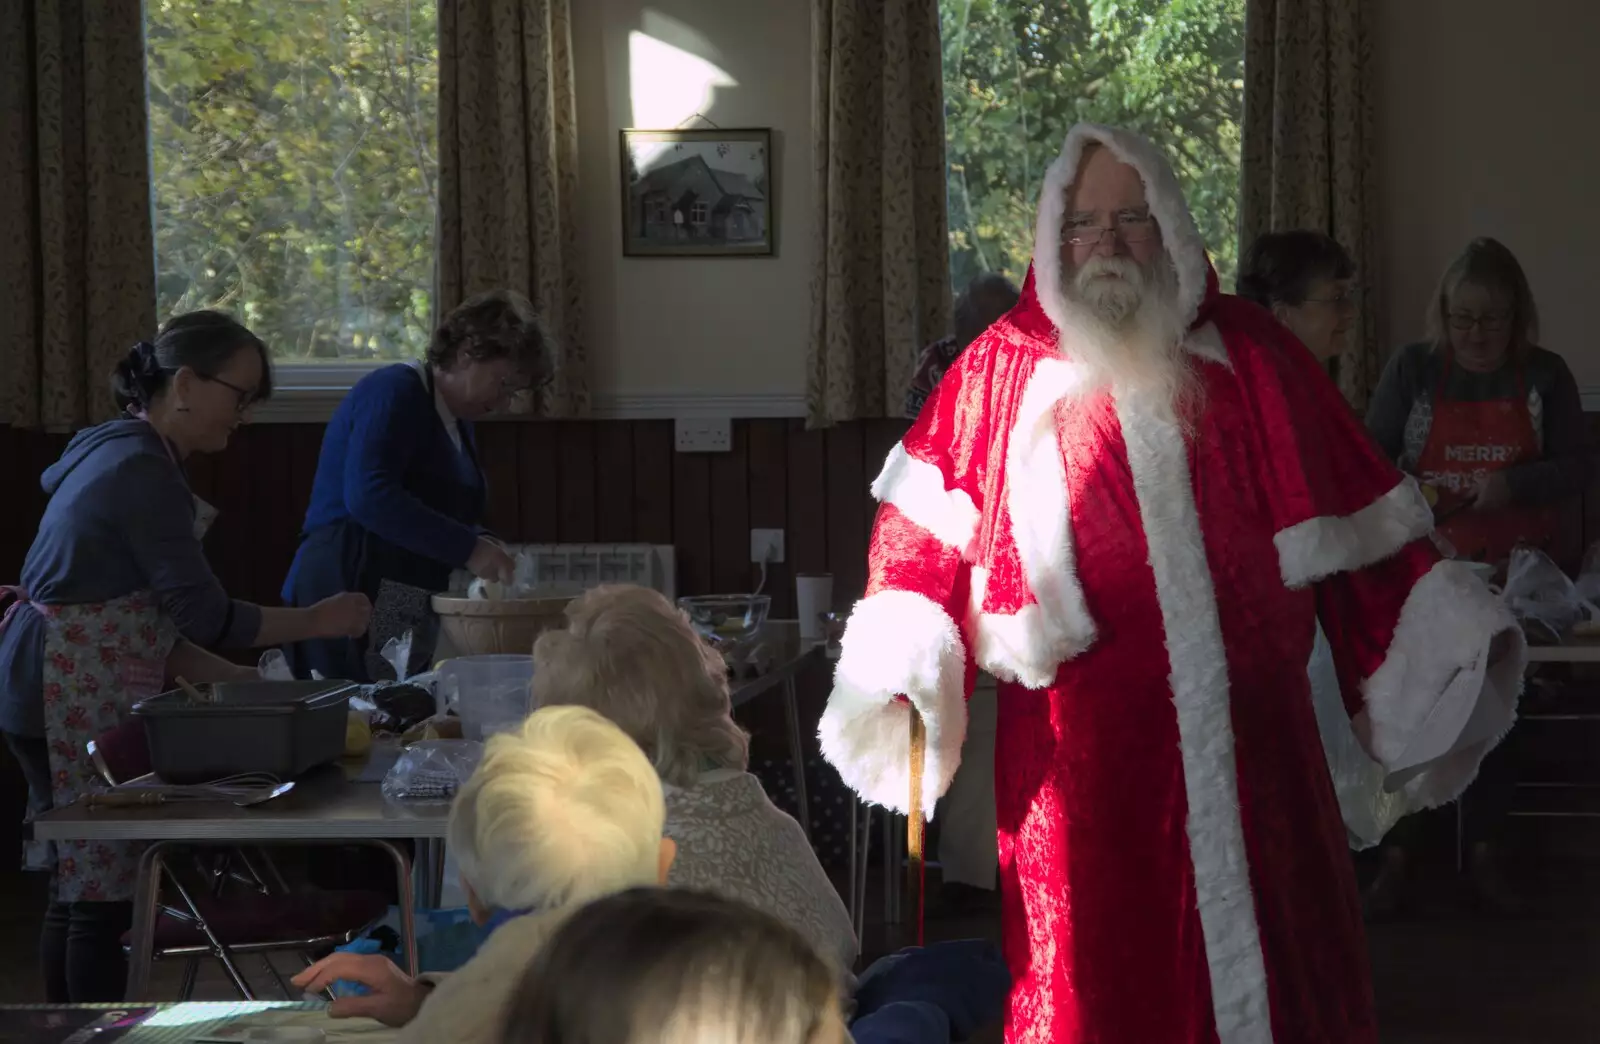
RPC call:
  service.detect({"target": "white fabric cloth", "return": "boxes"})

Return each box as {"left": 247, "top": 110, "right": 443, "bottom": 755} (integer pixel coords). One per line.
{"left": 937, "top": 678, "right": 998, "bottom": 888}
{"left": 662, "top": 769, "right": 858, "bottom": 974}
{"left": 1308, "top": 624, "right": 1404, "bottom": 849}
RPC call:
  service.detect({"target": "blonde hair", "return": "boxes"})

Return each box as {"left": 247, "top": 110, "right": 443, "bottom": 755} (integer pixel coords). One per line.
{"left": 500, "top": 887, "right": 840, "bottom": 1044}
{"left": 447, "top": 705, "right": 665, "bottom": 913}
{"left": 532, "top": 585, "right": 749, "bottom": 787}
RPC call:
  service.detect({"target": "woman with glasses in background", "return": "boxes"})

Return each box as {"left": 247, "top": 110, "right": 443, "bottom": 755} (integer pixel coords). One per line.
{"left": 1237, "top": 229, "right": 1359, "bottom": 366}
{"left": 282, "top": 290, "right": 553, "bottom": 681}
{"left": 1361, "top": 238, "right": 1588, "bottom": 916}
{"left": 1367, "top": 237, "right": 1586, "bottom": 568}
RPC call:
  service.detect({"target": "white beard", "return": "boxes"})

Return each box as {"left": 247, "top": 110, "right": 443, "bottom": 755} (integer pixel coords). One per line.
{"left": 1056, "top": 254, "right": 1192, "bottom": 419}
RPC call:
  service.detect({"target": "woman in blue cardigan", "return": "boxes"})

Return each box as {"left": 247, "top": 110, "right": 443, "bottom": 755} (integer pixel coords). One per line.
{"left": 283, "top": 291, "right": 552, "bottom": 680}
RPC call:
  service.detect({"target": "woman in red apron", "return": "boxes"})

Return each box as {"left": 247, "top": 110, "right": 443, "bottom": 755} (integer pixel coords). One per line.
{"left": 0, "top": 313, "right": 372, "bottom": 1002}
{"left": 1363, "top": 237, "right": 1588, "bottom": 915}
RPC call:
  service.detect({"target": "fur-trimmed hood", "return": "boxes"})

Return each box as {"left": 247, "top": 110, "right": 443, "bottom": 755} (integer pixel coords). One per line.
{"left": 1022, "top": 122, "right": 1219, "bottom": 344}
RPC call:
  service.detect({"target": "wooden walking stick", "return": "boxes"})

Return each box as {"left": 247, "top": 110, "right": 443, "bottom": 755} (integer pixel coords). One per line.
{"left": 907, "top": 706, "right": 927, "bottom": 946}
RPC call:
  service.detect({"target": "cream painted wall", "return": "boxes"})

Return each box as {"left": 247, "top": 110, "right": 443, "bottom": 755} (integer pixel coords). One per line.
{"left": 1376, "top": 1, "right": 1600, "bottom": 391}
{"left": 572, "top": 0, "right": 812, "bottom": 407}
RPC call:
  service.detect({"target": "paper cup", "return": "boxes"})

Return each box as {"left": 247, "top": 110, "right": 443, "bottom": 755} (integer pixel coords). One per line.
{"left": 796, "top": 573, "right": 834, "bottom": 642}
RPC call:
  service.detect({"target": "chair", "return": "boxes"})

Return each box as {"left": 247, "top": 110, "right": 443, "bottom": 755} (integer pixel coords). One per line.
{"left": 89, "top": 722, "right": 389, "bottom": 1000}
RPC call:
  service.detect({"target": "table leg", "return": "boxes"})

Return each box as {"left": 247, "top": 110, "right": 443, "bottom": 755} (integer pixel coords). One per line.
{"left": 782, "top": 677, "right": 811, "bottom": 840}
{"left": 124, "top": 841, "right": 169, "bottom": 1000}
{"left": 851, "top": 801, "right": 872, "bottom": 941}
{"left": 372, "top": 840, "right": 419, "bottom": 978}
{"left": 413, "top": 838, "right": 446, "bottom": 909}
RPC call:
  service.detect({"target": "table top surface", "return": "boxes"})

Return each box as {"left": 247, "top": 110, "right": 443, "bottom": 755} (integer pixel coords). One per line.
{"left": 33, "top": 622, "right": 825, "bottom": 844}
{"left": 0, "top": 1002, "right": 393, "bottom": 1042}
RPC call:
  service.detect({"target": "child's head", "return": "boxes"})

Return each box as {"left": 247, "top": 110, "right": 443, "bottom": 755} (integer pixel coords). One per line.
{"left": 500, "top": 887, "right": 846, "bottom": 1044}
{"left": 447, "top": 705, "right": 674, "bottom": 921}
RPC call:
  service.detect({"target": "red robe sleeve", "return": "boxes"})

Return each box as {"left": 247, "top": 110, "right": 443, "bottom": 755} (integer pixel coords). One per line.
{"left": 817, "top": 343, "right": 991, "bottom": 819}
{"left": 1225, "top": 299, "right": 1527, "bottom": 813}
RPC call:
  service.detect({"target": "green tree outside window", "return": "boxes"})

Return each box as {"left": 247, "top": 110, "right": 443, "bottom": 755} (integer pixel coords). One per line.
{"left": 941, "top": 0, "right": 1245, "bottom": 295}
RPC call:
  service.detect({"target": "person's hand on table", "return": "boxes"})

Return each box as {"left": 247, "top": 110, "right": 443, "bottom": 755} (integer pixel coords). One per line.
{"left": 1468, "top": 472, "right": 1512, "bottom": 512}
{"left": 310, "top": 592, "right": 373, "bottom": 638}
{"left": 291, "top": 952, "right": 430, "bottom": 1026}
{"left": 468, "top": 537, "right": 516, "bottom": 584}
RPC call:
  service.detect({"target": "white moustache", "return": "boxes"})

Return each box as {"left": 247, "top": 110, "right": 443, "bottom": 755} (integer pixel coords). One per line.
{"left": 1074, "top": 256, "right": 1144, "bottom": 289}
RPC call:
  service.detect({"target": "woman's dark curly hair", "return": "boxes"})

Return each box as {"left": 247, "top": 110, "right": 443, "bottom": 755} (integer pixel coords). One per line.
{"left": 428, "top": 289, "right": 554, "bottom": 385}
{"left": 1237, "top": 230, "right": 1356, "bottom": 309}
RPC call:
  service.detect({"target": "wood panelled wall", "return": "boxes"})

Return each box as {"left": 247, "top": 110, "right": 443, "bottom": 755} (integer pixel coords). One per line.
{"left": 0, "top": 419, "right": 913, "bottom": 619}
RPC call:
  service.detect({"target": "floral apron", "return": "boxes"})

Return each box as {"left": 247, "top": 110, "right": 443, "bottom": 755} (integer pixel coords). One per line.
{"left": 15, "top": 426, "right": 214, "bottom": 901}
{"left": 29, "top": 593, "right": 179, "bottom": 900}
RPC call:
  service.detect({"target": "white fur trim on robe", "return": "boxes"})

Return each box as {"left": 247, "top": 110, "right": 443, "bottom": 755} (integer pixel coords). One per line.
{"left": 819, "top": 590, "right": 968, "bottom": 819}
{"left": 1355, "top": 559, "right": 1527, "bottom": 811}
{"left": 871, "top": 442, "right": 979, "bottom": 554}
{"left": 978, "top": 357, "right": 1099, "bottom": 688}
{"left": 1275, "top": 478, "right": 1435, "bottom": 589}
{"left": 1116, "top": 393, "right": 1272, "bottom": 1043}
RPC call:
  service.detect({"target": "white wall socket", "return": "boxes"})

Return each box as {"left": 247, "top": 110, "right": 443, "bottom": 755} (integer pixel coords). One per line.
{"left": 750, "top": 528, "right": 785, "bottom": 564}
{"left": 673, "top": 417, "right": 731, "bottom": 453}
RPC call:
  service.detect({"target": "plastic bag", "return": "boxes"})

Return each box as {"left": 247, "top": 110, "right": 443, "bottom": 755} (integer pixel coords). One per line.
{"left": 381, "top": 739, "right": 483, "bottom": 802}
{"left": 1502, "top": 547, "right": 1595, "bottom": 642}
{"left": 1308, "top": 625, "right": 1405, "bottom": 849}
{"left": 380, "top": 630, "right": 415, "bottom": 683}
{"left": 256, "top": 649, "right": 294, "bottom": 681}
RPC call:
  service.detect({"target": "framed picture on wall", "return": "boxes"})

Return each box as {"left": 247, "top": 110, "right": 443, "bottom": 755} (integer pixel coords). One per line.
{"left": 620, "top": 128, "right": 774, "bottom": 257}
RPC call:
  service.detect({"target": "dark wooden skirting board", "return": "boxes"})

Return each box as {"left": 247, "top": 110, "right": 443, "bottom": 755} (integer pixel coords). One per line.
{"left": 0, "top": 418, "right": 914, "bottom": 619}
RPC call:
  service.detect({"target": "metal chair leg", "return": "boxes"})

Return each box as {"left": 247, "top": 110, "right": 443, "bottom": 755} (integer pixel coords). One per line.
{"left": 178, "top": 957, "right": 201, "bottom": 1001}
{"left": 782, "top": 677, "right": 811, "bottom": 840}
{"left": 162, "top": 858, "right": 255, "bottom": 999}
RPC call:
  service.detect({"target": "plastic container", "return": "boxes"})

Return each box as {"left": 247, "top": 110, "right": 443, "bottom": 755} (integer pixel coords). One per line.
{"left": 131, "top": 679, "right": 356, "bottom": 784}
{"left": 437, "top": 655, "right": 535, "bottom": 741}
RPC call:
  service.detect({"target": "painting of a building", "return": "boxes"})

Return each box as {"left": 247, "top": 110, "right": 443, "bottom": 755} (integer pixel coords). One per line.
{"left": 622, "top": 131, "right": 772, "bottom": 256}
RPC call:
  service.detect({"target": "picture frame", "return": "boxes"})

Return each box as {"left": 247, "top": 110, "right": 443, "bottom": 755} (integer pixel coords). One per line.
{"left": 619, "top": 128, "right": 774, "bottom": 258}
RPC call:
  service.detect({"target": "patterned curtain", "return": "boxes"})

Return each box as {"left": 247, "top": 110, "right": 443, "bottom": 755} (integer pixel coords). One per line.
{"left": 1239, "top": 0, "right": 1379, "bottom": 409}
{"left": 807, "top": 0, "right": 952, "bottom": 428}
{"left": 0, "top": 2, "right": 157, "bottom": 430}
{"left": 437, "top": 0, "right": 588, "bottom": 417}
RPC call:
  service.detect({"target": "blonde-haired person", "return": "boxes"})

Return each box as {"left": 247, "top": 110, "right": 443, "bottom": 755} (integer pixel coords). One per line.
{"left": 533, "top": 585, "right": 858, "bottom": 975}
{"left": 500, "top": 888, "right": 847, "bottom": 1044}
{"left": 292, "top": 705, "right": 675, "bottom": 1043}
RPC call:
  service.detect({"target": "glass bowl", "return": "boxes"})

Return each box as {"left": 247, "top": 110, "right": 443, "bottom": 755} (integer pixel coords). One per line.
{"left": 678, "top": 594, "right": 772, "bottom": 660}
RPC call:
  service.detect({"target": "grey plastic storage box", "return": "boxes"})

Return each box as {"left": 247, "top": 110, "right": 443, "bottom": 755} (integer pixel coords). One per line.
{"left": 131, "top": 679, "right": 356, "bottom": 784}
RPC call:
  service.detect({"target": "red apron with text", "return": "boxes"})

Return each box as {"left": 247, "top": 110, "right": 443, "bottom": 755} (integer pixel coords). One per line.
{"left": 1415, "top": 353, "right": 1559, "bottom": 563}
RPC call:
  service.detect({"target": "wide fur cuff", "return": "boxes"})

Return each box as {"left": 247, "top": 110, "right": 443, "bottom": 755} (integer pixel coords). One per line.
{"left": 1355, "top": 559, "right": 1527, "bottom": 810}
{"left": 871, "top": 442, "right": 979, "bottom": 554}
{"left": 818, "top": 590, "right": 968, "bottom": 818}
{"left": 1274, "top": 477, "right": 1434, "bottom": 589}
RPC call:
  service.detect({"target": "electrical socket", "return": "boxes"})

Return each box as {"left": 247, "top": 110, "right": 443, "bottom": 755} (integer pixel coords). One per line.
{"left": 750, "top": 528, "right": 785, "bottom": 564}
{"left": 674, "top": 417, "right": 731, "bottom": 453}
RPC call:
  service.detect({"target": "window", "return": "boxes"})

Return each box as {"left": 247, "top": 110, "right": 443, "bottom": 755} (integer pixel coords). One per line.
{"left": 940, "top": 0, "right": 1246, "bottom": 293}
{"left": 145, "top": 0, "right": 439, "bottom": 368}
{"left": 690, "top": 201, "right": 710, "bottom": 227}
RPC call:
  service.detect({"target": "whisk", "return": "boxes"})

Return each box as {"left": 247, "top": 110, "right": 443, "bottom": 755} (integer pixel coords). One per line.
{"left": 86, "top": 772, "right": 292, "bottom": 808}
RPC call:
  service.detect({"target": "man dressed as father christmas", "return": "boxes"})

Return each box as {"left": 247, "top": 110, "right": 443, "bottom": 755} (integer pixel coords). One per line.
{"left": 820, "top": 123, "right": 1526, "bottom": 1043}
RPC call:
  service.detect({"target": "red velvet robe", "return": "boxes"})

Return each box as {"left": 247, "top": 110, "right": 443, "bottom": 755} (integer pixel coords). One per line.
{"left": 820, "top": 124, "right": 1523, "bottom": 1044}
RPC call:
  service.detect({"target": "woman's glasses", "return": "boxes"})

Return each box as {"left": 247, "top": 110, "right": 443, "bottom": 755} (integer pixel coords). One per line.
{"left": 197, "top": 373, "right": 257, "bottom": 413}
{"left": 1447, "top": 312, "right": 1511, "bottom": 333}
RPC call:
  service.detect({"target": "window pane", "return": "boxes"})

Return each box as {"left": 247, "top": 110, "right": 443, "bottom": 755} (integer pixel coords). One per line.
{"left": 941, "top": 0, "right": 1245, "bottom": 293}
{"left": 146, "top": 0, "right": 439, "bottom": 364}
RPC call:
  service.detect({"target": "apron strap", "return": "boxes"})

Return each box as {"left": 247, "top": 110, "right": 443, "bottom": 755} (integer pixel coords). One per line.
{"left": 0, "top": 586, "right": 30, "bottom": 639}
